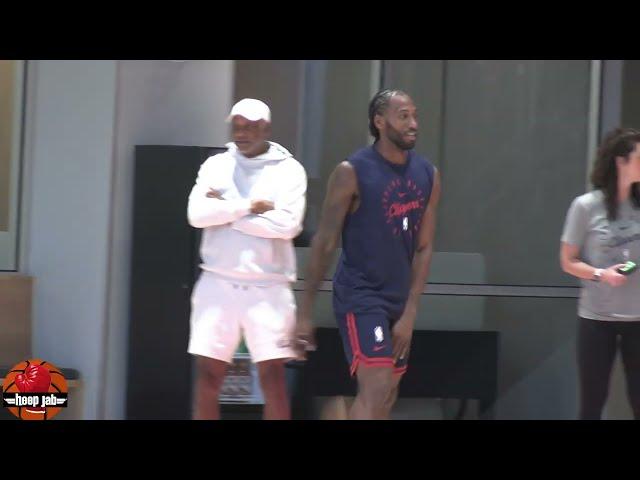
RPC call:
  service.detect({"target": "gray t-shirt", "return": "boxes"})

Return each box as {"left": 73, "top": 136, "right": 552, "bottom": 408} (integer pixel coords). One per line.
{"left": 562, "top": 190, "right": 640, "bottom": 321}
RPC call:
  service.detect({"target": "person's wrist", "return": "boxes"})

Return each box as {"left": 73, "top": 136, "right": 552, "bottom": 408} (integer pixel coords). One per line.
{"left": 593, "top": 268, "right": 604, "bottom": 282}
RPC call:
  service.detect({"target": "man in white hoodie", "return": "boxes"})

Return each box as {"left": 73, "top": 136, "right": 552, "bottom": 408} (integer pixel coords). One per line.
{"left": 187, "top": 98, "right": 307, "bottom": 420}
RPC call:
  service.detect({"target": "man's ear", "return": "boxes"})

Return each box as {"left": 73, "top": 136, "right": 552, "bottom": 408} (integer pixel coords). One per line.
{"left": 262, "top": 120, "right": 272, "bottom": 137}
{"left": 374, "top": 113, "right": 385, "bottom": 134}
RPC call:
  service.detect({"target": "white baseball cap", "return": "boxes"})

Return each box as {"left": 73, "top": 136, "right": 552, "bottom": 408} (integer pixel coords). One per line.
{"left": 226, "top": 98, "right": 271, "bottom": 123}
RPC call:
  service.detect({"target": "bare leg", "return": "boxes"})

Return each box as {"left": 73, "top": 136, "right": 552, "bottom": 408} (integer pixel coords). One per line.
{"left": 257, "top": 359, "right": 290, "bottom": 420}
{"left": 192, "top": 355, "right": 229, "bottom": 420}
{"left": 349, "top": 366, "right": 395, "bottom": 420}
{"left": 380, "top": 374, "right": 403, "bottom": 420}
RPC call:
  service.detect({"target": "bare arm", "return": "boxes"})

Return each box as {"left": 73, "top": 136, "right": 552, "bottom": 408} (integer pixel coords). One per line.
{"left": 392, "top": 168, "right": 441, "bottom": 361}
{"left": 294, "top": 161, "right": 357, "bottom": 354}
{"left": 560, "top": 242, "right": 627, "bottom": 286}
{"left": 404, "top": 168, "right": 441, "bottom": 319}
{"left": 559, "top": 196, "right": 627, "bottom": 287}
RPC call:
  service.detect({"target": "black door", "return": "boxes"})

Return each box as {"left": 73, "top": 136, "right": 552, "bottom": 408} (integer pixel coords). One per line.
{"left": 127, "top": 145, "right": 224, "bottom": 419}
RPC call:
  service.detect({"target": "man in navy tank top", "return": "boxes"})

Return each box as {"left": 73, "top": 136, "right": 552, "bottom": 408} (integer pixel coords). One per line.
{"left": 295, "top": 90, "right": 441, "bottom": 419}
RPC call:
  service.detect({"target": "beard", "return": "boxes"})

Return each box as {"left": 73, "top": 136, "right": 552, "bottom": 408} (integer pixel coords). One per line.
{"left": 385, "top": 122, "right": 417, "bottom": 150}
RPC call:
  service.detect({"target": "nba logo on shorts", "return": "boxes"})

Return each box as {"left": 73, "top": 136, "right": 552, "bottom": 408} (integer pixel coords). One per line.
{"left": 403, "top": 217, "right": 409, "bottom": 231}
{"left": 374, "top": 326, "right": 384, "bottom": 343}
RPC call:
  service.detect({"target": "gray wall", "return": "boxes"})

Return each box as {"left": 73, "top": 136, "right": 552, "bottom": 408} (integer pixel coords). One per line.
{"left": 105, "top": 60, "right": 233, "bottom": 419}
{"left": 24, "top": 60, "right": 118, "bottom": 419}
{"left": 622, "top": 61, "right": 640, "bottom": 130}
{"left": 384, "top": 60, "right": 444, "bottom": 166}
{"left": 438, "top": 60, "right": 591, "bottom": 419}
{"left": 21, "top": 60, "right": 233, "bottom": 419}
{"left": 234, "top": 60, "right": 302, "bottom": 156}
{"left": 601, "top": 60, "right": 623, "bottom": 138}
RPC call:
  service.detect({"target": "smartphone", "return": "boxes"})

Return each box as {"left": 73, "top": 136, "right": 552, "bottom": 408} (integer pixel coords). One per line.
{"left": 617, "top": 261, "right": 637, "bottom": 275}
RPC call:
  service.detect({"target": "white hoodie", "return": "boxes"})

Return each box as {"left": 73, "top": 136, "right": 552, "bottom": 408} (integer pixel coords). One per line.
{"left": 187, "top": 141, "right": 307, "bottom": 285}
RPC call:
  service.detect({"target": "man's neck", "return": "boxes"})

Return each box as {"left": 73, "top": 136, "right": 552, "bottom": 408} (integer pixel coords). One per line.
{"left": 374, "top": 140, "right": 408, "bottom": 165}
{"left": 244, "top": 141, "right": 270, "bottom": 159}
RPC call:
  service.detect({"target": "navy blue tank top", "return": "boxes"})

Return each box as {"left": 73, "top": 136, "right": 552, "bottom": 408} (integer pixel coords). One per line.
{"left": 333, "top": 145, "right": 435, "bottom": 318}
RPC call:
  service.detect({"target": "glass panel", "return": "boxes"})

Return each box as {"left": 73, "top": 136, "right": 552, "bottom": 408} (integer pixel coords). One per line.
{"left": 0, "top": 60, "right": 24, "bottom": 270}
{"left": 385, "top": 60, "right": 592, "bottom": 286}
{"left": 233, "top": 60, "right": 373, "bottom": 242}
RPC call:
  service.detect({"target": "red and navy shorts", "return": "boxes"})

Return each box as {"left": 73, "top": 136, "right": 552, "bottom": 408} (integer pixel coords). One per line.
{"left": 336, "top": 311, "right": 409, "bottom": 377}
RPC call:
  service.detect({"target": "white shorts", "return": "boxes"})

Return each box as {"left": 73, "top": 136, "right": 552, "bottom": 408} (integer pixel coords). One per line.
{"left": 187, "top": 272, "right": 297, "bottom": 364}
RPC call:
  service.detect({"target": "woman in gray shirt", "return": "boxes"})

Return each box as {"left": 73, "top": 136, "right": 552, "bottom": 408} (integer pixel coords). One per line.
{"left": 560, "top": 127, "right": 640, "bottom": 419}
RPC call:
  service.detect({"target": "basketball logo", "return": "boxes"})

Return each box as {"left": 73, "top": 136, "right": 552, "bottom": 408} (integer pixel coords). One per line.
{"left": 2, "top": 359, "right": 68, "bottom": 420}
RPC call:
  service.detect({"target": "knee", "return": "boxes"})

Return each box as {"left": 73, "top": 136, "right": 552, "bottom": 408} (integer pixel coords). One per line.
{"left": 258, "top": 361, "right": 287, "bottom": 392}
{"left": 359, "top": 373, "right": 395, "bottom": 409}
{"left": 383, "top": 387, "right": 399, "bottom": 410}
{"left": 196, "top": 363, "right": 226, "bottom": 393}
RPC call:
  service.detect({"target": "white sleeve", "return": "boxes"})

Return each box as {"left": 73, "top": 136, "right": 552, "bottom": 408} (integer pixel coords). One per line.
{"left": 231, "top": 161, "right": 307, "bottom": 240}
{"left": 187, "top": 160, "right": 251, "bottom": 228}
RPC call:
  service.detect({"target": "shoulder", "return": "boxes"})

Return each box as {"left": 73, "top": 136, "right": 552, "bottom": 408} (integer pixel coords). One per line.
{"left": 571, "top": 190, "right": 603, "bottom": 212}
{"left": 200, "top": 151, "right": 233, "bottom": 170}
{"left": 347, "top": 146, "right": 375, "bottom": 163}
{"left": 329, "top": 161, "right": 357, "bottom": 193}
{"left": 278, "top": 156, "right": 306, "bottom": 176}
